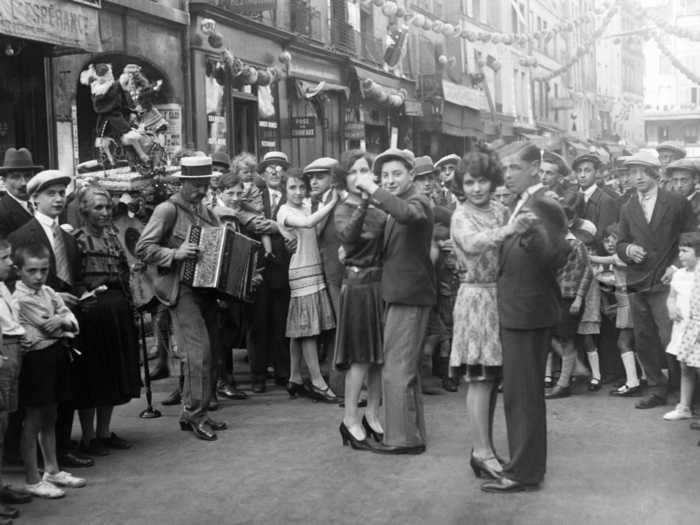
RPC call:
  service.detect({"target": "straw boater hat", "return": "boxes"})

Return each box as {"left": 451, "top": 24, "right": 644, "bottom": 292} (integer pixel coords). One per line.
{"left": 174, "top": 156, "right": 216, "bottom": 179}
{"left": 434, "top": 154, "right": 461, "bottom": 169}
{"left": 258, "top": 151, "right": 290, "bottom": 172}
{"left": 656, "top": 141, "right": 686, "bottom": 159}
{"left": 0, "top": 147, "right": 43, "bottom": 174}
{"left": 26, "top": 170, "right": 71, "bottom": 195}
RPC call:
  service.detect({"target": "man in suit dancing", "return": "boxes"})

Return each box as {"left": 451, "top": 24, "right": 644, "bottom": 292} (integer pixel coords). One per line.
{"left": 0, "top": 148, "right": 42, "bottom": 237}
{"left": 482, "top": 143, "right": 570, "bottom": 492}
{"left": 615, "top": 151, "right": 697, "bottom": 409}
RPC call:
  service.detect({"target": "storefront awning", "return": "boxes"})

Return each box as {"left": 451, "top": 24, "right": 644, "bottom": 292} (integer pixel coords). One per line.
{"left": 294, "top": 79, "right": 349, "bottom": 100}
{"left": 441, "top": 104, "right": 483, "bottom": 138}
{"left": 441, "top": 80, "right": 489, "bottom": 112}
{"left": 0, "top": 0, "right": 102, "bottom": 53}
{"left": 351, "top": 65, "right": 405, "bottom": 93}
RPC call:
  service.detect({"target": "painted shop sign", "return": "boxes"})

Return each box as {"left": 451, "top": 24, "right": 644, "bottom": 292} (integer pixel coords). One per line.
{"left": 290, "top": 116, "right": 316, "bottom": 138}
{"left": 157, "top": 104, "right": 183, "bottom": 156}
{"left": 259, "top": 120, "right": 278, "bottom": 149}
{"left": 344, "top": 122, "right": 365, "bottom": 140}
{"left": 0, "top": 0, "right": 102, "bottom": 52}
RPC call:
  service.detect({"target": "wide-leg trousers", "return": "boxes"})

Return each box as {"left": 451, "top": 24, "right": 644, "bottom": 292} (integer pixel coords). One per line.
{"left": 382, "top": 304, "right": 431, "bottom": 448}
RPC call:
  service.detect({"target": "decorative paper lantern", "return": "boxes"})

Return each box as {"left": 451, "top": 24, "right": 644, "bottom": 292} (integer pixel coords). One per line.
{"left": 388, "top": 93, "right": 404, "bottom": 107}
{"left": 395, "top": 6, "right": 406, "bottom": 17}
{"left": 479, "top": 32, "right": 492, "bottom": 42}
{"left": 412, "top": 13, "right": 425, "bottom": 27}
{"left": 432, "top": 21, "right": 444, "bottom": 33}
{"left": 442, "top": 24, "right": 455, "bottom": 37}
{"left": 492, "top": 34, "right": 502, "bottom": 44}
{"left": 256, "top": 68, "right": 272, "bottom": 86}
{"left": 465, "top": 31, "right": 478, "bottom": 42}
{"left": 208, "top": 32, "right": 223, "bottom": 48}
{"left": 381, "top": 1, "right": 398, "bottom": 17}
{"left": 502, "top": 34, "right": 514, "bottom": 45}
{"left": 279, "top": 51, "right": 292, "bottom": 64}
{"left": 438, "top": 54, "right": 448, "bottom": 65}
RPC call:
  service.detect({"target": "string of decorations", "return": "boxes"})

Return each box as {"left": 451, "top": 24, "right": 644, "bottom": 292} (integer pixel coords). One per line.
{"left": 364, "top": 0, "right": 614, "bottom": 47}
{"left": 618, "top": 0, "right": 700, "bottom": 42}
{"left": 647, "top": 24, "right": 700, "bottom": 85}
{"left": 210, "top": 49, "right": 290, "bottom": 88}
{"left": 535, "top": 5, "right": 617, "bottom": 82}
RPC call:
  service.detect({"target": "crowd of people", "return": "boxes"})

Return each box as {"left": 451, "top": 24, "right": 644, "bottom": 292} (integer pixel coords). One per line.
{"left": 0, "top": 134, "right": 698, "bottom": 520}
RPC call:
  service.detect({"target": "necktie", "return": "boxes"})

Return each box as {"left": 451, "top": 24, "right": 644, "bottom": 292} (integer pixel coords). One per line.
{"left": 270, "top": 191, "right": 279, "bottom": 211}
{"left": 52, "top": 222, "right": 72, "bottom": 286}
{"left": 311, "top": 199, "right": 319, "bottom": 213}
{"left": 26, "top": 200, "right": 34, "bottom": 215}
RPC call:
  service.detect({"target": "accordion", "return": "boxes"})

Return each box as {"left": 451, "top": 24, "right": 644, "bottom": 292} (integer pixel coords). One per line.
{"left": 180, "top": 224, "right": 260, "bottom": 302}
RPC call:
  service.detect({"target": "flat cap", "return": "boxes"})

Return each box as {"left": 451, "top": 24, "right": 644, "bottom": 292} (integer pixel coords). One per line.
{"left": 572, "top": 152, "right": 602, "bottom": 171}
{"left": 27, "top": 170, "right": 71, "bottom": 195}
{"left": 656, "top": 141, "right": 686, "bottom": 158}
{"left": 666, "top": 158, "right": 700, "bottom": 176}
{"left": 414, "top": 155, "right": 436, "bottom": 178}
{"left": 541, "top": 150, "right": 570, "bottom": 176}
{"left": 623, "top": 151, "right": 661, "bottom": 169}
{"left": 303, "top": 157, "right": 338, "bottom": 175}
{"left": 435, "top": 154, "right": 461, "bottom": 169}
{"left": 372, "top": 148, "right": 416, "bottom": 175}
{"left": 258, "top": 151, "right": 290, "bottom": 172}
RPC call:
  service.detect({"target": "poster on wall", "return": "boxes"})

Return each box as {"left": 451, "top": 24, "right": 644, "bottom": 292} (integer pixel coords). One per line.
{"left": 156, "top": 104, "right": 182, "bottom": 158}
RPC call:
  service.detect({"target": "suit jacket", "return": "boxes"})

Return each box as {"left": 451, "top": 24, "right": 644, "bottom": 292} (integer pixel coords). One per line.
{"left": 260, "top": 186, "right": 291, "bottom": 290}
{"left": 8, "top": 218, "right": 82, "bottom": 295}
{"left": 374, "top": 185, "right": 436, "bottom": 306}
{"left": 616, "top": 188, "right": 697, "bottom": 292}
{"left": 689, "top": 192, "right": 700, "bottom": 227}
{"left": 498, "top": 196, "right": 569, "bottom": 330}
{"left": 314, "top": 191, "right": 343, "bottom": 291}
{"left": 583, "top": 186, "right": 620, "bottom": 251}
{"left": 0, "top": 193, "right": 33, "bottom": 238}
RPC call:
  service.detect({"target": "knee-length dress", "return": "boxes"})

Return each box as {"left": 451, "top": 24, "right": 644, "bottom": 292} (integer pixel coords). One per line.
{"left": 72, "top": 227, "right": 141, "bottom": 409}
{"left": 678, "top": 265, "right": 700, "bottom": 368}
{"left": 449, "top": 199, "right": 510, "bottom": 370}
{"left": 332, "top": 198, "right": 387, "bottom": 369}
{"left": 277, "top": 203, "right": 335, "bottom": 338}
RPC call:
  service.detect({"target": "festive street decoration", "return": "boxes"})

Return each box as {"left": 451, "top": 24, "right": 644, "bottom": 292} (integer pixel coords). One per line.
{"left": 360, "top": 78, "right": 407, "bottom": 108}
{"left": 216, "top": 49, "right": 284, "bottom": 88}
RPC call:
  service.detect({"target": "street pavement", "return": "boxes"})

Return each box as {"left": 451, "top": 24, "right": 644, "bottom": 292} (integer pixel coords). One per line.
{"left": 7, "top": 370, "right": 699, "bottom": 525}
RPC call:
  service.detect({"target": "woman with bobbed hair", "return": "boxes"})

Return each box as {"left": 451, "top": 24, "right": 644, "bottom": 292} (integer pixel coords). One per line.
{"left": 72, "top": 184, "right": 141, "bottom": 455}
{"left": 332, "top": 150, "right": 388, "bottom": 450}
{"left": 449, "top": 150, "right": 535, "bottom": 478}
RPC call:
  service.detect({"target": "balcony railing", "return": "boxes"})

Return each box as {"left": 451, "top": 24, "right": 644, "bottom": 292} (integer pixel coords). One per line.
{"left": 213, "top": 0, "right": 276, "bottom": 23}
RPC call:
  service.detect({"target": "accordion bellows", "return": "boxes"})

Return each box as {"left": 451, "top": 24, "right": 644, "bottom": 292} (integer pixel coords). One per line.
{"left": 181, "top": 225, "right": 260, "bottom": 302}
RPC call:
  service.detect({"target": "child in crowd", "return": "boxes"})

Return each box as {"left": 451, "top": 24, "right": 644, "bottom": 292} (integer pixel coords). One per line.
{"left": 12, "top": 243, "right": 85, "bottom": 498}
{"left": 664, "top": 232, "right": 700, "bottom": 421}
{"left": 546, "top": 206, "right": 593, "bottom": 399}
{"left": 591, "top": 224, "right": 645, "bottom": 396}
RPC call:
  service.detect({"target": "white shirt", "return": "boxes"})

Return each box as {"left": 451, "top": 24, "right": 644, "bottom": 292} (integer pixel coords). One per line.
{"left": 637, "top": 186, "right": 658, "bottom": 223}
{"left": 0, "top": 282, "right": 25, "bottom": 337}
{"left": 509, "top": 183, "right": 543, "bottom": 224}
{"left": 268, "top": 188, "right": 282, "bottom": 210}
{"left": 582, "top": 184, "right": 597, "bottom": 203}
{"left": 34, "top": 211, "right": 59, "bottom": 251}
{"left": 7, "top": 192, "right": 31, "bottom": 214}
{"left": 688, "top": 191, "right": 697, "bottom": 202}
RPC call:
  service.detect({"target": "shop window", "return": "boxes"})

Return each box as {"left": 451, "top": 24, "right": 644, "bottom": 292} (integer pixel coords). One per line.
{"left": 657, "top": 126, "right": 669, "bottom": 143}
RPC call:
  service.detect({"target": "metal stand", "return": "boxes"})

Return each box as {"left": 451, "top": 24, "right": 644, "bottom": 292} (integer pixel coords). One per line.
{"left": 138, "top": 311, "right": 161, "bottom": 419}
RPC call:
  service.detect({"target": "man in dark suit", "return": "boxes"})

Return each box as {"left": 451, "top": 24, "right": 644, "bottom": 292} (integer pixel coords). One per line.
{"left": 355, "top": 148, "right": 435, "bottom": 454}
{"left": 616, "top": 151, "right": 697, "bottom": 409}
{"left": 0, "top": 148, "right": 42, "bottom": 237}
{"left": 248, "top": 151, "right": 291, "bottom": 393}
{"left": 304, "top": 157, "right": 344, "bottom": 394}
{"left": 667, "top": 158, "right": 700, "bottom": 225}
{"left": 574, "top": 153, "right": 620, "bottom": 253}
{"left": 539, "top": 151, "right": 574, "bottom": 199}
{"left": 483, "top": 143, "right": 570, "bottom": 493}
{"left": 8, "top": 170, "right": 94, "bottom": 469}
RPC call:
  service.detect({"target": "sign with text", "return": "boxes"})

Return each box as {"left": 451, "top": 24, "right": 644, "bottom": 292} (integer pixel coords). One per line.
{"left": 290, "top": 116, "right": 316, "bottom": 138}
{"left": 0, "top": 0, "right": 102, "bottom": 52}
{"left": 259, "top": 120, "right": 278, "bottom": 149}
{"left": 156, "top": 104, "right": 182, "bottom": 157}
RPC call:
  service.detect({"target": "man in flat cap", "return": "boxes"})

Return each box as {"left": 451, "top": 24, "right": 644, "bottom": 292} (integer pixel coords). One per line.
{"left": 0, "top": 148, "right": 42, "bottom": 237}
{"left": 667, "top": 159, "right": 700, "bottom": 225}
{"left": 355, "top": 148, "right": 435, "bottom": 454}
{"left": 616, "top": 151, "right": 697, "bottom": 409}
{"left": 303, "top": 157, "right": 344, "bottom": 393}
{"left": 434, "top": 154, "right": 460, "bottom": 207}
{"left": 657, "top": 141, "right": 687, "bottom": 190}
{"left": 539, "top": 151, "right": 574, "bottom": 199}
{"left": 574, "top": 152, "right": 620, "bottom": 254}
{"left": 9, "top": 170, "right": 94, "bottom": 470}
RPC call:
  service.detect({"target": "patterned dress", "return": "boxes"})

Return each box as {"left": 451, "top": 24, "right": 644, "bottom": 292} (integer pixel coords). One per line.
{"left": 675, "top": 267, "right": 700, "bottom": 367}
{"left": 449, "top": 199, "right": 510, "bottom": 371}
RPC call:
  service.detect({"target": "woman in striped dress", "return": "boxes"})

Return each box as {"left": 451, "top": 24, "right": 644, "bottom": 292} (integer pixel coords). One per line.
{"left": 276, "top": 168, "right": 338, "bottom": 402}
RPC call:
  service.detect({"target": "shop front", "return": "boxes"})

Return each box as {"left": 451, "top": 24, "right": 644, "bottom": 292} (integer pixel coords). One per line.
{"left": 0, "top": 0, "right": 102, "bottom": 169}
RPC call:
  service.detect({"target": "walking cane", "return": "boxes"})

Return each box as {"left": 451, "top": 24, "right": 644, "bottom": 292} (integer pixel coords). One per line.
{"left": 139, "top": 311, "right": 161, "bottom": 419}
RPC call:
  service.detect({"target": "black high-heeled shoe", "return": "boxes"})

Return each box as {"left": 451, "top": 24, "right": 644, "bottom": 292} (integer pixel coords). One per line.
{"left": 308, "top": 384, "right": 340, "bottom": 403}
{"left": 362, "top": 416, "right": 384, "bottom": 442}
{"left": 286, "top": 381, "right": 306, "bottom": 398}
{"left": 339, "top": 422, "right": 373, "bottom": 451}
{"left": 470, "top": 450, "right": 503, "bottom": 480}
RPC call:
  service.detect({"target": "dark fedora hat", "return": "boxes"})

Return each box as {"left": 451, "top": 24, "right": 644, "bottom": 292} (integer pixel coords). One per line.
{"left": 0, "top": 147, "right": 43, "bottom": 174}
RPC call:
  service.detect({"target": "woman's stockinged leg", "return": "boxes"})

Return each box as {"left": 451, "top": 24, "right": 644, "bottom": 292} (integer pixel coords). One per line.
{"left": 78, "top": 408, "right": 96, "bottom": 444}
{"left": 288, "top": 338, "right": 303, "bottom": 384}
{"left": 343, "top": 363, "right": 368, "bottom": 440}
{"left": 467, "top": 381, "right": 498, "bottom": 459}
{"left": 96, "top": 406, "right": 114, "bottom": 439}
{"left": 300, "top": 337, "right": 329, "bottom": 390}
{"left": 365, "top": 364, "right": 384, "bottom": 434}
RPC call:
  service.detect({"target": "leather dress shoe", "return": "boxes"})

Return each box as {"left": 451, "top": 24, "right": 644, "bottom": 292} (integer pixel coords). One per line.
{"left": 179, "top": 420, "right": 217, "bottom": 441}
{"left": 481, "top": 476, "right": 529, "bottom": 493}
{"left": 58, "top": 451, "right": 95, "bottom": 468}
{"left": 206, "top": 418, "right": 228, "bottom": 431}
{"left": 148, "top": 364, "right": 170, "bottom": 381}
{"left": 0, "top": 485, "right": 32, "bottom": 505}
{"left": 545, "top": 385, "right": 571, "bottom": 399}
{"left": 217, "top": 381, "right": 248, "bottom": 400}
{"left": 689, "top": 421, "right": 700, "bottom": 431}
{"left": 0, "top": 503, "right": 18, "bottom": 519}
{"left": 161, "top": 389, "right": 182, "bottom": 406}
{"left": 369, "top": 442, "right": 426, "bottom": 455}
{"left": 635, "top": 393, "right": 666, "bottom": 409}
{"left": 100, "top": 432, "right": 132, "bottom": 450}
{"left": 610, "top": 384, "right": 642, "bottom": 396}
{"left": 251, "top": 382, "right": 266, "bottom": 394}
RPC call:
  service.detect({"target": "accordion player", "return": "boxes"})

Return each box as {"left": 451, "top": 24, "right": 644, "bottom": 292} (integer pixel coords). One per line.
{"left": 180, "top": 224, "right": 260, "bottom": 302}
